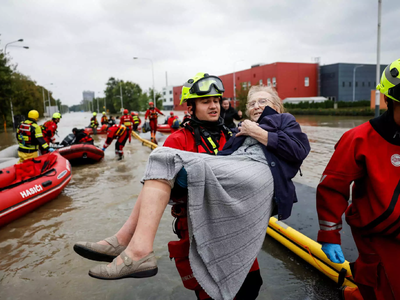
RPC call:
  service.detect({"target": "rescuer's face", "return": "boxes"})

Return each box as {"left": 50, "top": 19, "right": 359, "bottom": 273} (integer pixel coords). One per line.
{"left": 189, "top": 97, "right": 220, "bottom": 122}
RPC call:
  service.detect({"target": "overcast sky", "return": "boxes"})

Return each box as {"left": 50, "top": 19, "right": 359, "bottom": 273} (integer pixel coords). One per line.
{"left": 1, "top": 0, "right": 400, "bottom": 106}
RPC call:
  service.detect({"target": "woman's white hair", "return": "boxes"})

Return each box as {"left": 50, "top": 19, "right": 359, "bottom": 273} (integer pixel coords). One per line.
{"left": 246, "top": 85, "right": 285, "bottom": 115}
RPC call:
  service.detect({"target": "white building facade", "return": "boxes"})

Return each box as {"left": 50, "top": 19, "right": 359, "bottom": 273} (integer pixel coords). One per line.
{"left": 162, "top": 86, "right": 174, "bottom": 110}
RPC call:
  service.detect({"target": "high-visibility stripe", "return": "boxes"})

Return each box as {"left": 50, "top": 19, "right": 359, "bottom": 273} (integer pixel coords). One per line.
{"left": 319, "top": 224, "right": 342, "bottom": 231}
{"left": 385, "top": 63, "right": 400, "bottom": 86}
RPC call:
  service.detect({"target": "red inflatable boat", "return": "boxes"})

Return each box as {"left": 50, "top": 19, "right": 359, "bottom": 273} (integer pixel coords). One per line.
{"left": 84, "top": 124, "right": 108, "bottom": 135}
{"left": 57, "top": 144, "right": 104, "bottom": 164}
{"left": 0, "top": 152, "right": 72, "bottom": 228}
{"left": 138, "top": 124, "right": 171, "bottom": 133}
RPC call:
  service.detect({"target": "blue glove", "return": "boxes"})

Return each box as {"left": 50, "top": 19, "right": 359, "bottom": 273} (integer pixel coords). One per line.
{"left": 48, "top": 148, "right": 55, "bottom": 152}
{"left": 321, "top": 243, "right": 345, "bottom": 264}
{"left": 175, "top": 167, "right": 188, "bottom": 188}
{"left": 102, "top": 147, "right": 106, "bottom": 151}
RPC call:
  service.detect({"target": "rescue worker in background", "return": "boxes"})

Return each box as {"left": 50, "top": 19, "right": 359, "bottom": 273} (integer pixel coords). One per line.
{"left": 16, "top": 110, "right": 53, "bottom": 163}
{"left": 168, "top": 114, "right": 180, "bottom": 133}
{"left": 107, "top": 116, "right": 116, "bottom": 127}
{"left": 144, "top": 101, "right": 164, "bottom": 144}
{"left": 164, "top": 73, "right": 262, "bottom": 300}
{"left": 42, "top": 112, "right": 62, "bottom": 145}
{"left": 165, "top": 111, "right": 174, "bottom": 124}
{"left": 72, "top": 128, "right": 94, "bottom": 145}
{"left": 90, "top": 112, "right": 99, "bottom": 135}
{"left": 221, "top": 97, "right": 242, "bottom": 129}
{"left": 101, "top": 112, "right": 108, "bottom": 125}
{"left": 131, "top": 112, "right": 140, "bottom": 131}
{"left": 102, "top": 124, "right": 128, "bottom": 160}
{"left": 120, "top": 109, "right": 134, "bottom": 143}
{"left": 317, "top": 58, "right": 400, "bottom": 300}
{"left": 184, "top": 110, "right": 191, "bottom": 119}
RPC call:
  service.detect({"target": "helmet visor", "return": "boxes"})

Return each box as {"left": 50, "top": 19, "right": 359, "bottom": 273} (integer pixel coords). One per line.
{"left": 190, "top": 76, "right": 224, "bottom": 96}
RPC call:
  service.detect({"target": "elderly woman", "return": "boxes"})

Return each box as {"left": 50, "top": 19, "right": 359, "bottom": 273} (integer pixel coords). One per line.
{"left": 75, "top": 85, "right": 310, "bottom": 300}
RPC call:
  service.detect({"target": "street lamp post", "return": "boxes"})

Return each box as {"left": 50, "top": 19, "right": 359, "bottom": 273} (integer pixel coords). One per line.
{"left": 353, "top": 65, "right": 364, "bottom": 102}
{"left": 133, "top": 57, "right": 155, "bottom": 108}
{"left": 4, "top": 39, "right": 23, "bottom": 54}
{"left": 233, "top": 60, "right": 244, "bottom": 109}
{"left": 120, "top": 84, "right": 124, "bottom": 112}
{"left": 375, "top": 0, "right": 382, "bottom": 117}
{"left": 42, "top": 83, "right": 53, "bottom": 116}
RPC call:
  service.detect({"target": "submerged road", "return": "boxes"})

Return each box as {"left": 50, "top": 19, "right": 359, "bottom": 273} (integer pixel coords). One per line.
{"left": 0, "top": 112, "right": 370, "bottom": 300}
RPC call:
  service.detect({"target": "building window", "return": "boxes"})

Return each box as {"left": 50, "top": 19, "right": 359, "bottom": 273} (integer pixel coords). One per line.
{"left": 259, "top": 79, "right": 263, "bottom": 85}
{"left": 362, "top": 82, "right": 365, "bottom": 87}
{"left": 349, "top": 82, "right": 352, "bottom": 87}
{"left": 343, "top": 82, "right": 345, "bottom": 87}
{"left": 267, "top": 78, "right": 271, "bottom": 87}
{"left": 253, "top": 74, "right": 256, "bottom": 78}
{"left": 170, "top": 98, "right": 172, "bottom": 102}
{"left": 368, "top": 82, "right": 371, "bottom": 87}
{"left": 169, "top": 90, "right": 172, "bottom": 94}
{"left": 242, "top": 82, "right": 247, "bottom": 89}
{"left": 248, "top": 81, "right": 251, "bottom": 88}
{"left": 272, "top": 77, "right": 276, "bottom": 87}
{"left": 356, "top": 82, "right": 358, "bottom": 87}
{"left": 163, "top": 99, "right": 166, "bottom": 102}
{"left": 163, "top": 91, "right": 166, "bottom": 95}
{"left": 304, "top": 77, "right": 309, "bottom": 87}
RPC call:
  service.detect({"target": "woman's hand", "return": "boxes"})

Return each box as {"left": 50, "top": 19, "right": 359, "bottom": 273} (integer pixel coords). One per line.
{"left": 236, "top": 120, "right": 259, "bottom": 137}
{"left": 236, "top": 120, "right": 269, "bottom": 145}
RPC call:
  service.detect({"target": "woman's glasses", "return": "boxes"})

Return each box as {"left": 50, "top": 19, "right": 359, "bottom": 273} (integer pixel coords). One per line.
{"left": 247, "top": 98, "right": 271, "bottom": 108}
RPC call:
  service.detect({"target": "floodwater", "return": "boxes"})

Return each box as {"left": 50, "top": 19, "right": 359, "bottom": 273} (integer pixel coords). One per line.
{"left": 0, "top": 113, "right": 372, "bottom": 300}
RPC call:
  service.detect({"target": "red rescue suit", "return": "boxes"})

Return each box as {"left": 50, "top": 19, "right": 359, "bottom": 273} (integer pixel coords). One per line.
{"left": 145, "top": 107, "right": 164, "bottom": 142}
{"left": 120, "top": 114, "right": 134, "bottom": 143}
{"left": 164, "top": 123, "right": 262, "bottom": 300}
{"left": 42, "top": 120, "right": 58, "bottom": 144}
{"left": 103, "top": 124, "right": 128, "bottom": 157}
{"left": 317, "top": 111, "right": 400, "bottom": 300}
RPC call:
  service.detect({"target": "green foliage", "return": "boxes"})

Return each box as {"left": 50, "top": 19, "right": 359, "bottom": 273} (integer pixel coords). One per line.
{"left": 286, "top": 108, "right": 386, "bottom": 116}
{"left": 283, "top": 100, "right": 371, "bottom": 109}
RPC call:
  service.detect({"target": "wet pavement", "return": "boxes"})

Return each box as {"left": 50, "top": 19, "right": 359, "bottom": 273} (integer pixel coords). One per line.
{"left": 0, "top": 113, "right": 371, "bottom": 300}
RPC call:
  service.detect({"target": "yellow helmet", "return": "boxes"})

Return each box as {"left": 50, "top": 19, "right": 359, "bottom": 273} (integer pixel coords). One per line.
{"left": 93, "top": 112, "right": 97, "bottom": 116}
{"left": 180, "top": 73, "right": 225, "bottom": 105}
{"left": 377, "top": 58, "right": 400, "bottom": 103}
{"left": 102, "top": 111, "right": 106, "bottom": 114}
{"left": 28, "top": 110, "right": 39, "bottom": 120}
{"left": 52, "top": 112, "right": 62, "bottom": 119}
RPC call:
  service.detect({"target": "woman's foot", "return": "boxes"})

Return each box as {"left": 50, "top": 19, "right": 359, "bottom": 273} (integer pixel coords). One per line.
{"left": 88, "top": 251, "right": 158, "bottom": 280}
{"left": 74, "top": 236, "right": 127, "bottom": 262}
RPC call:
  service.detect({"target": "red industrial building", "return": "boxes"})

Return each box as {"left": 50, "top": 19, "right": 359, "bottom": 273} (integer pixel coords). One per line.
{"left": 173, "top": 62, "right": 319, "bottom": 111}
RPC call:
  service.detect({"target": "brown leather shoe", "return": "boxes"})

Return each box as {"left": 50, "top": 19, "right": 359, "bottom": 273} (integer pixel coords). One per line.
{"left": 88, "top": 251, "right": 158, "bottom": 280}
{"left": 74, "top": 236, "right": 126, "bottom": 262}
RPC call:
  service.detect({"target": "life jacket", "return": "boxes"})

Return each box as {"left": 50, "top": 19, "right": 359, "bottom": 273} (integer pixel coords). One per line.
{"left": 120, "top": 115, "right": 132, "bottom": 126}
{"left": 90, "top": 117, "right": 98, "bottom": 127}
{"left": 101, "top": 116, "right": 108, "bottom": 124}
{"left": 132, "top": 115, "right": 140, "bottom": 125}
{"left": 16, "top": 120, "right": 48, "bottom": 152}
{"left": 183, "top": 119, "right": 231, "bottom": 155}
{"left": 78, "top": 134, "right": 93, "bottom": 144}
{"left": 115, "top": 125, "right": 127, "bottom": 137}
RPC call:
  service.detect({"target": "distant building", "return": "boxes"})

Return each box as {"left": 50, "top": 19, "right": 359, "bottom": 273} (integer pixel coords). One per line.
{"left": 161, "top": 86, "right": 174, "bottom": 110}
{"left": 83, "top": 91, "right": 95, "bottom": 101}
{"left": 320, "top": 63, "right": 386, "bottom": 102}
{"left": 173, "top": 62, "right": 319, "bottom": 110}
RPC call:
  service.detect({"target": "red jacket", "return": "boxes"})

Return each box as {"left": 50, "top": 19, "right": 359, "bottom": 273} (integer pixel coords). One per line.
{"left": 317, "top": 113, "right": 400, "bottom": 244}
{"left": 167, "top": 116, "right": 175, "bottom": 128}
{"left": 145, "top": 107, "right": 163, "bottom": 120}
{"left": 42, "top": 120, "right": 58, "bottom": 144}
{"left": 120, "top": 114, "right": 134, "bottom": 127}
{"left": 164, "top": 126, "right": 228, "bottom": 154}
{"left": 103, "top": 125, "right": 127, "bottom": 149}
